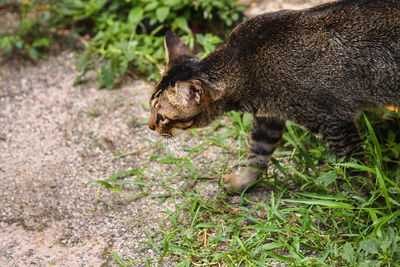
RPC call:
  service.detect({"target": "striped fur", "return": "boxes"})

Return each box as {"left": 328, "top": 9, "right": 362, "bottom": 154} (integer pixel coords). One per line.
{"left": 320, "top": 119, "right": 363, "bottom": 158}
{"left": 224, "top": 117, "right": 285, "bottom": 192}
{"left": 149, "top": 0, "right": 400, "bottom": 193}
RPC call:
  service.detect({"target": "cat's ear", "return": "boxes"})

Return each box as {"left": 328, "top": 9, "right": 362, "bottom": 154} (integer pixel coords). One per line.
{"left": 175, "top": 81, "right": 203, "bottom": 106}
{"left": 164, "top": 31, "right": 194, "bottom": 70}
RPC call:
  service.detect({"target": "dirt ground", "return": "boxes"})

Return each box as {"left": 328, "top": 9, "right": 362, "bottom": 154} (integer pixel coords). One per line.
{"left": 0, "top": 0, "right": 330, "bottom": 266}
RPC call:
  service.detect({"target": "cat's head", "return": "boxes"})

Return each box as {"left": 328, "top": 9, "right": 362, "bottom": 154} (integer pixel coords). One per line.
{"left": 148, "top": 31, "right": 214, "bottom": 138}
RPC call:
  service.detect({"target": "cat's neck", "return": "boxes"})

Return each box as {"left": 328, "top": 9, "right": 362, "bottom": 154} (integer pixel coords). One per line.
{"left": 201, "top": 46, "right": 257, "bottom": 114}
{"left": 202, "top": 46, "right": 238, "bottom": 97}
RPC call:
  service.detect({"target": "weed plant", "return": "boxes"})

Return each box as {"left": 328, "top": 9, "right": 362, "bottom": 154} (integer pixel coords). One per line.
{"left": 65, "top": 0, "right": 244, "bottom": 89}
{"left": 1, "top": 0, "right": 244, "bottom": 88}
{"left": 0, "top": 0, "right": 60, "bottom": 60}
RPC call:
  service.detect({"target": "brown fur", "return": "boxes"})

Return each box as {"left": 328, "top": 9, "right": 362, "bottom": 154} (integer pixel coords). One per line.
{"left": 149, "top": 0, "right": 400, "bottom": 192}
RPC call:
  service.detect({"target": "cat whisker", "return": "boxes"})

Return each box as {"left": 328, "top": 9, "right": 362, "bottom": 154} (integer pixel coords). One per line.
{"left": 163, "top": 137, "right": 186, "bottom": 158}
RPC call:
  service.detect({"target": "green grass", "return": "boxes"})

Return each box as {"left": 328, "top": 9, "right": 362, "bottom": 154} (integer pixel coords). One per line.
{"left": 89, "top": 109, "right": 400, "bottom": 266}
{"left": 88, "top": 107, "right": 101, "bottom": 117}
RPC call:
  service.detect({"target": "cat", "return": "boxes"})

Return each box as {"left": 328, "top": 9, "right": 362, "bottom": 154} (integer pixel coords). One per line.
{"left": 148, "top": 0, "right": 400, "bottom": 192}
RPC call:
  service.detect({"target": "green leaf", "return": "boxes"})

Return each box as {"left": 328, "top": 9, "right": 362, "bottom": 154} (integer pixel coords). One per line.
{"left": 118, "top": 59, "right": 128, "bottom": 76}
{"left": 164, "top": 209, "right": 177, "bottom": 227}
{"left": 264, "top": 251, "right": 296, "bottom": 263}
{"left": 234, "top": 235, "right": 247, "bottom": 252}
{"left": 100, "top": 61, "right": 116, "bottom": 89}
{"left": 297, "top": 192, "right": 349, "bottom": 201}
{"left": 282, "top": 198, "right": 354, "bottom": 209}
{"left": 342, "top": 242, "right": 356, "bottom": 264}
{"left": 314, "top": 171, "right": 337, "bottom": 187}
{"left": 32, "top": 37, "right": 52, "bottom": 48}
{"left": 232, "top": 13, "right": 239, "bottom": 21}
{"left": 168, "top": 244, "right": 191, "bottom": 253}
{"left": 242, "top": 113, "right": 253, "bottom": 130}
{"left": 73, "top": 67, "right": 92, "bottom": 86}
{"left": 28, "top": 46, "right": 39, "bottom": 60}
{"left": 156, "top": 6, "right": 169, "bottom": 23}
{"left": 372, "top": 210, "right": 400, "bottom": 236}
{"left": 2, "top": 39, "right": 13, "bottom": 54}
{"left": 360, "top": 240, "right": 379, "bottom": 255}
{"left": 15, "top": 40, "right": 23, "bottom": 49}
{"left": 336, "top": 162, "right": 376, "bottom": 173}
{"left": 364, "top": 114, "right": 382, "bottom": 161}
{"left": 106, "top": 169, "right": 140, "bottom": 182}
{"left": 184, "top": 159, "right": 197, "bottom": 175}
{"left": 111, "top": 252, "right": 125, "bottom": 265}
{"left": 144, "top": 1, "right": 158, "bottom": 11}
{"left": 76, "top": 51, "right": 91, "bottom": 72}
{"left": 128, "top": 6, "right": 144, "bottom": 24}
{"left": 195, "top": 223, "right": 217, "bottom": 228}
{"left": 250, "top": 242, "right": 286, "bottom": 258}
{"left": 85, "top": 180, "right": 123, "bottom": 193}
{"left": 164, "top": 0, "right": 181, "bottom": 5}
{"left": 376, "top": 165, "right": 391, "bottom": 211}
{"left": 359, "top": 261, "right": 382, "bottom": 267}
{"left": 242, "top": 225, "right": 287, "bottom": 232}
{"left": 172, "top": 17, "right": 191, "bottom": 34}
{"left": 259, "top": 242, "right": 285, "bottom": 250}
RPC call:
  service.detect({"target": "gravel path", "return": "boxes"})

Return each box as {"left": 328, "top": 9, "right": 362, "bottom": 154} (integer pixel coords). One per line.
{"left": 0, "top": 0, "right": 330, "bottom": 265}
{"left": 0, "top": 51, "right": 178, "bottom": 265}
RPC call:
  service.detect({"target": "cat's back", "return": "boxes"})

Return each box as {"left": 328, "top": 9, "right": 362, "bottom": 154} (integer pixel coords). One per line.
{"left": 303, "top": 0, "right": 400, "bottom": 37}
{"left": 227, "top": 0, "right": 400, "bottom": 53}
{"left": 218, "top": 0, "right": 400, "bottom": 110}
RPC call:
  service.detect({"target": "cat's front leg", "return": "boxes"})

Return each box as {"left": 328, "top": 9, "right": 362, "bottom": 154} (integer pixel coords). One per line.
{"left": 224, "top": 116, "right": 286, "bottom": 193}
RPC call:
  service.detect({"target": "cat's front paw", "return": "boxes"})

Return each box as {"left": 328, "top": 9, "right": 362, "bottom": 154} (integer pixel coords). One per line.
{"left": 223, "top": 169, "right": 262, "bottom": 193}
{"left": 223, "top": 173, "right": 248, "bottom": 193}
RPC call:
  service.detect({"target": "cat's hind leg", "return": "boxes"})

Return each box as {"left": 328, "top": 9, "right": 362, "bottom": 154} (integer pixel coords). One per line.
{"left": 224, "top": 116, "right": 285, "bottom": 193}
{"left": 320, "top": 118, "right": 363, "bottom": 159}
{"left": 319, "top": 117, "right": 372, "bottom": 194}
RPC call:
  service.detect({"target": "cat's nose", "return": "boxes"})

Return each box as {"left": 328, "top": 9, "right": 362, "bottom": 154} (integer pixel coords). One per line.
{"left": 148, "top": 112, "right": 156, "bottom": 131}
{"left": 148, "top": 114, "right": 156, "bottom": 131}
{"left": 148, "top": 121, "right": 156, "bottom": 131}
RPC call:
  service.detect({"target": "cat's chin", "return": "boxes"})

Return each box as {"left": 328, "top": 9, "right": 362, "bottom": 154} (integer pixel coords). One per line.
{"left": 160, "top": 132, "right": 174, "bottom": 138}
{"left": 171, "top": 128, "right": 185, "bottom": 136}
{"left": 157, "top": 127, "right": 189, "bottom": 138}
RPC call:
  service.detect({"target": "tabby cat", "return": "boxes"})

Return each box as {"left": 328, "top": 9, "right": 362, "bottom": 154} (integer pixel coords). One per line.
{"left": 148, "top": 0, "right": 400, "bottom": 192}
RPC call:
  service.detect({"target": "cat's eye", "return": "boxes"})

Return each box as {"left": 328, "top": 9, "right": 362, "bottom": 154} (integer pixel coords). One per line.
{"left": 157, "top": 114, "right": 167, "bottom": 123}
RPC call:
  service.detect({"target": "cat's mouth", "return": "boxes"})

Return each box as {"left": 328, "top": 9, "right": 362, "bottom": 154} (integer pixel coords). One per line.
{"left": 156, "top": 117, "right": 197, "bottom": 138}
{"left": 179, "top": 118, "right": 195, "bottom": 130}
{"left": 159, "top": 132, "right": 173, "bottom": 138}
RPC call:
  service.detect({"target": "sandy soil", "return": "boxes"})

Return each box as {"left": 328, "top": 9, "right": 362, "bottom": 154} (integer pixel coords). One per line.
{"left": 0, "top": 0, "right": 330, "bottom": 266}
{"left": 0, "top": 52, "right": 173, "bottom": 266}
